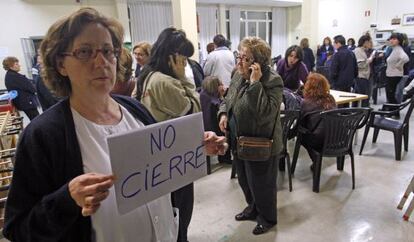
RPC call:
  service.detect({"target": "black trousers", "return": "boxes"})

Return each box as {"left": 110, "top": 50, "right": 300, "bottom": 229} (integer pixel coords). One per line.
{"left": 386, "top": 76, "right": 402, "bottom": 104}
{"left": 171, "top": 183, "right": 194, "bottom": 242}
{"left": 353, "top": 78, "right": 370, "bottom": 107}
{"left": 23, "top": 108, "right": 39, "bottom": 120}
{"left": 234, "top": 155, "right": 278, "bottom": 227}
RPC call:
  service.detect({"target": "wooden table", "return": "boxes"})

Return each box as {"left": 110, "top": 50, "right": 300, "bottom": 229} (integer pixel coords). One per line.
{"left": 330, "top": 90, "right": 368, "bottom": 105}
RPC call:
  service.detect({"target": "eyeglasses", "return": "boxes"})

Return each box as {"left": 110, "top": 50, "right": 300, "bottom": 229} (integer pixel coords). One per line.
{"left": 61, "top": 47, "right": 120, "bottom": 61}
{"left": 133, "top": 52, "right": 146, "bottom": 57}
{"left": 235, "top": 53, "right": 253, "bottom": 63}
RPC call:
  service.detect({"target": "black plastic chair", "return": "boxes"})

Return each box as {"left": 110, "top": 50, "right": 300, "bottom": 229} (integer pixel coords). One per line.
{"left": 359, "top": 98, "right": 414, "bottom": 160}
{"left": 279, "top": 110, "right": 300, "bottom": 192}
{"left": 291, "top": 108, "right": 370, "bottom": 193}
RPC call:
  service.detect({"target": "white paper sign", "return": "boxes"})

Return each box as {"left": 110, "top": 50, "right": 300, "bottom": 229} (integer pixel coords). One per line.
{"left": 108, "top": 113, "right": 206, "bottom": 215}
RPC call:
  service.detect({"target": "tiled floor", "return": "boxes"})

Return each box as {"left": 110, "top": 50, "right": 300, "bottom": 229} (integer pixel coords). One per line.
{"left": 2, "top": 96, "right": 414, "bottom": 242}
{"left": 187, "top": 98, "right": 414, "bottom": 242}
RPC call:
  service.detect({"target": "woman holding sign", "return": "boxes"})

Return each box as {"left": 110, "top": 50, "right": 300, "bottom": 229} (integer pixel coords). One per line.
{"left": 3, "top": 8, "right": 226, "bottom": 242}
{"left": 218, "top": 37, "right": 283, "bottom": 235}
{"left": 138, "top": 27, "right": 201, "bottom": 242}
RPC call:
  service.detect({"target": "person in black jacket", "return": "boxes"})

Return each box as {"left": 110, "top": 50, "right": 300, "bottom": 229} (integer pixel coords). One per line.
{"left": 2, "top": 56, "right": 39, "bottom": 120}
{"left": 3, "top": 7, "right": 227, "bottom": 242}
{"left": 329, "top": 35, "right": 358, "bottom": 92}
{"left": 300, "top": 38, "right": 315, "bottom": 72}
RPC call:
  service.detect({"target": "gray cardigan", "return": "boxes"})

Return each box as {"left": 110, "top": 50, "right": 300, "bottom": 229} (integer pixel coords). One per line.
{"left": 386, "top": 45, "right": 409, "bottom": 77}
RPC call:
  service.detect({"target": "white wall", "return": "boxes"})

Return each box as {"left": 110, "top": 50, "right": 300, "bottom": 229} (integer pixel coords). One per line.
{"left": 302, "top": 0, "right": 414, "bottom": 48}
{"left": 317, "top": 0, "right": 375, "bottom": 45}
{"left": 376, "top": 0, "right": 414, "bottom": 36}
{"left": 0, "top": 0, "right": 118, "bottom": 89}
{"left": 287, "top": 6, "right": 302, "bottom": 46}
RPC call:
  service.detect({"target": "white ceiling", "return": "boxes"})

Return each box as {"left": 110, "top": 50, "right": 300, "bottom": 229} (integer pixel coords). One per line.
{"left": 196, "top": 0, "right": 302, "bottom": 7}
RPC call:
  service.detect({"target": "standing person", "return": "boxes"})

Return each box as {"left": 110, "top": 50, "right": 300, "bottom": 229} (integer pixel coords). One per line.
{"left": 354, "top": 35, "right": 376, "bottom": 107}
{"left": 316, "top": 37, "right": 334, "bottom": 67}
{"left": 3, "top": 8, "right": 227, "bottom": 242}
{"left": 133, "top": 41, "right": 151, "bottom": 78}
{"left": 218, "top": 37, "right": 283, "bottom": 235}
{"left": 203, "top": 34, "right": 236, "bottom": 89}
{"left": 300, "top": 38, "right": 315, "bottom": 72}
{"left": 329, "top": 35, "right": 358, "bottom": 92}
{"left": 131, "top": 42, "right": 151, "bottom": 98}
{"left": 347, "top": 38, "right": 356, "bottom": 51}
{"left": 276, "top": 45, "right": 309, "bottom": 91}
{"left": 139, "top": 27, "right": 201, "bottom": 242}
{"left": 34, "top": 54, "right": 59, "bottom": 111}
{"left": 3, "top": 56, "right": 39, "bottom": 120}
{"left": 111, "top": 47, "right": 136, "bottom": 96}
{"left": 386, "top": 33, "right": 409, "bottom": 105}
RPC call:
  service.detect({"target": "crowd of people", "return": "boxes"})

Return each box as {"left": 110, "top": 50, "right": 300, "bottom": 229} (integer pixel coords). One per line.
{"left": 1, "top": 6, "right": 414, "bottom": 242}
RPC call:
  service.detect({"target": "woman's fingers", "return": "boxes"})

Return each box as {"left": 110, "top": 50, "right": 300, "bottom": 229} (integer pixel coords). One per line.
{"left": 82, "top": 204, "right": 101, "bottom": 217}
{"left": 84, "top": 190, "right": 110, "bottom": 206}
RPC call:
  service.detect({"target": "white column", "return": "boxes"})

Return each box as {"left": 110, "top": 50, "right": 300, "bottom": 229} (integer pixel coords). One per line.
{"left": 301, "top": 0, "right": 319, "bottom": 50}
{"left": 115, "top": 0, "right": 131, "bottom": 43}
{"left": 172, "top": 0, "right": 199, "bottom": 61}
{"left": 218, "top": 4, "right": 227, "bottom": 37}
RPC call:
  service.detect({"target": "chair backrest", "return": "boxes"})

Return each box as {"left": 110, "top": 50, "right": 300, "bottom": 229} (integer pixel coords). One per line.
{"left": 280, "top": 110, "right": 301, "bottom": 149}
{"left": 403, "top": 97, "right": 414, "bottom": 125}
{"left": 321, "top": 108, "right": 370, "bottom": 156}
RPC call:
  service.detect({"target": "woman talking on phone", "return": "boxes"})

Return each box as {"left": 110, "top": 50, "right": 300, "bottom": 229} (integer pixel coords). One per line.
{"left": 218, "top": 37, "right": 283, "bottom": 235}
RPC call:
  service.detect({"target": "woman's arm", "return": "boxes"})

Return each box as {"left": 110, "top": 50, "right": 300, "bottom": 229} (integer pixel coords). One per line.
{"left": 3, "top": 131, "right": 81, "bottom": 241}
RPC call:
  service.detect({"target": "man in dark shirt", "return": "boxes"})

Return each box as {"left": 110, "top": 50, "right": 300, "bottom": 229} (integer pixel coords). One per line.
{"left": 329, "top": 35, "right": 358, "bottom": 92}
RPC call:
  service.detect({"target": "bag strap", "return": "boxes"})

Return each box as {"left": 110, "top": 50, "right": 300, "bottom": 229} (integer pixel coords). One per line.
{"left": 140, "top": 71, "right": 155, "bottom": 100}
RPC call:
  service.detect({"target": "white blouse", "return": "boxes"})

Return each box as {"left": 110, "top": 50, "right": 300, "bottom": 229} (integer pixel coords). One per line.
{"left": 71, "top": 105, "right": 178, "bottom": 242}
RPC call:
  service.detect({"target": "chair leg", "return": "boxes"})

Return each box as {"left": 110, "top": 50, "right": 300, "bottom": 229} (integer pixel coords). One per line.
{"left": 393, "top": 131, "right": 403, "bottom": 161}
{"left": 337, "top": 156, "right": 345, "bottom": 171}
{"left": 404, "top": 126, "right": 409, "bottom": 152}
{"left": 359, "top": 126, "right": 370, "bottom": 155}
{"left": 230, "top": 159, "right": 237, "bottom": 179}
{"left": 291, "top": 135, "right": 302, "bottom": 175}
{"left": 286, "top": 153, "right": 293, "bottom": 192}
{"left": 350, "top": 152, "right": 355, "bottom": 189}
{"left": 279, "top": 155, "right": 286, "bottom": 171}
{"left": 373, "top": 128, "right": 380, "bottom": 143}
{"left": 313, "top": 155, "right": 322, "bottom": 193}
{"left": 206, "top": 156, "right": 211, "bottom": 175}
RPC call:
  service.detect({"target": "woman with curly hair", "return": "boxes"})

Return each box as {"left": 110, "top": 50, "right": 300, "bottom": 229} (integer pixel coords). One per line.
{"left": 300, "top": 73, "right": 337, "bottom": 167}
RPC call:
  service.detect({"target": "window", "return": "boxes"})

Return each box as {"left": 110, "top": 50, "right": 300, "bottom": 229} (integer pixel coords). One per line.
{"left": 225, "top": 10, "right": 272, "bottom": 46}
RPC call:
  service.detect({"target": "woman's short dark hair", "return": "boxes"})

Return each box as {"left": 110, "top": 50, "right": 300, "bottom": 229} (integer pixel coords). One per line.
{"left": 2, "top": 56, "right": 18, "bottom": 71}
{"left": 300, "top": 38, "right": 309, "bottom": 49}
{"left": 285, "top": 45, "right": 304, "bottom": 62}
{"left": 357, "top": 35, "right": 371, "bottom": 47}
{"left": 39, "top": 7, "right": 124, "bottom": 97}
{"left": 389, "top": 32, "right": 404, "bottom": 46}
{"left": 347, "top": 38, "right": 355, "bottom": 46}
{"left": 147, "top": 27, "right": 194, "bottom": 78}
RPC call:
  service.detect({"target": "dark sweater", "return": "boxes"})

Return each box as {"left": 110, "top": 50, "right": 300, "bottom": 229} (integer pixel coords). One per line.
{"left": 5, "top": 70, "right": 38, "bottom": 111}
{"left": 329, "top": 46, "right": 358, "bottom": 90}
{"left": 302, "top": 47, "right": 316, "bottom": 72}
{"left": 3, "top": 95, "right": 156, "bottom": 242}
{"left": 276, "top": 58, "right": 309, "bottom": 90}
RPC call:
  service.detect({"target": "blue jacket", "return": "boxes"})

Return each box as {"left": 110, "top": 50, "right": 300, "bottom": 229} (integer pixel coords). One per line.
{"left": 3, "top": 95, "right": 156, "bottom": 242}
{"left": 329, "top": 46, "right": 358, "bottom": 90}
